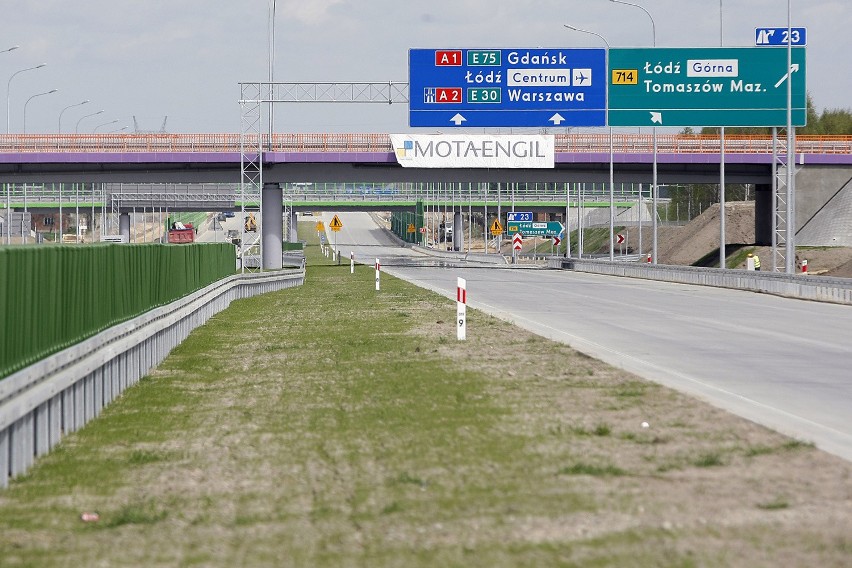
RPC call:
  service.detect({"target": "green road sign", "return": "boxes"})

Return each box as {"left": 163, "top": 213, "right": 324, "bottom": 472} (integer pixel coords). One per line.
{"left": 506, "top": 221, "right": 564, "bottom": 237}
{"left": 608, "top": 47, "right": 806, "bottom": 127}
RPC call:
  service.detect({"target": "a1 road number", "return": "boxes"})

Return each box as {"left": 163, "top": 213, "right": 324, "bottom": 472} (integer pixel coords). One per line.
{"left": 612, "top": 69, "right": 638, "bottom": 85}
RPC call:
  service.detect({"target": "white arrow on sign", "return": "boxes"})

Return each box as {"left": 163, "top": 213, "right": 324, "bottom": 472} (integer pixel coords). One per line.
{"left": 650, "top": 112, "right": 663, "bottom": 125}
{"left": 450, "top": 113, "right": 467, "bottom": 126}
{"left": 549, "top": 113, "right": 565, "bottom": 125}
{"left": 774, "top": 63, "right": 800, "bottom": 89}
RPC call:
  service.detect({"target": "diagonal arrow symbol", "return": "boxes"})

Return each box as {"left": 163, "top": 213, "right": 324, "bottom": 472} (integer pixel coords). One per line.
{"left": 774, "top": 63, "right": 800, "bottom": 88}
{"left": 650, "top": 112, "right": 663, "bottom": 125}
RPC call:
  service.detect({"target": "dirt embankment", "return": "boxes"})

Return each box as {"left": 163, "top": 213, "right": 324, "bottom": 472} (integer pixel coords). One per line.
{"left": 652, "top": 202, "right": 852, "bottom": 276}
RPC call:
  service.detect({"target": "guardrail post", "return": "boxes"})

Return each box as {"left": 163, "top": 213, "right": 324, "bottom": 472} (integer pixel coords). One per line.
{"left": 0, "top": 429, "right": 8, "bottom": 488}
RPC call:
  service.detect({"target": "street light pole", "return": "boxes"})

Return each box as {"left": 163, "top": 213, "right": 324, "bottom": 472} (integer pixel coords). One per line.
{"left": 58, "top": 99, "right": 89, "bottom": 133}
{"left": 93, "top": 119, "right": 118, "bottom": 133}
{"left": 1, "top": 46, "right": 19, "bottom": 236}
{"left": 75, "top": 109, "right": 104, "bottom": 134}
{"left": 6, "top": 63, "right": 46, "bottom": 134}
{"left": 610, "top": 0, "right": 657, "bottom": 264}
{"left": 565, "top": 24, "right": 614, "bottom": 262}
{"left": 23, "top": 88, "right": 58, "bottom": 134}
{"left": 268, "top": 0, "right": 277, "bottom": 140}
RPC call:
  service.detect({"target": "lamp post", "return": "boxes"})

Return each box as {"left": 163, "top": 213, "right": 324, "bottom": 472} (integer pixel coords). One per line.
{"left": 268, "top": 0, "right": 277, "bottom": 139}
{"left": 6, "top": 63, "right": 46, "bottom": 134}
{"left": 564, "top": 24, "right": 615, "bottom": 262}
{"left": 58, "top": 99, "right": 89, "bottom": 133}
{"left": 785, "top": 0, "right": 795, "bottom": 274}
{"left": 610, "top": 0, "right": 658, "bottom": 264}
{"left": 93, "top": 119, "right": 118, "bottom": 133}
{"left": 75, "top": 109, "right": 104, "bottom": 134}
{"left": 107, "top": 125, "right": 128, "bottom": 134}
{"left": 1, "top": 46, "right": 19, "bottom": 239}
{"left": 23, "top": 88, "right": 58, "bottom": 134}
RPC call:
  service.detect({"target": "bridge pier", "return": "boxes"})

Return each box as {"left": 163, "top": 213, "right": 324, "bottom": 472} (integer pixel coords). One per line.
{"left": 755, "top": 184, "right": 772, "bottom": 246}
{"left": 262, "top": 183, "right": 283, "bottom": 270}
{"left": 288, "top": 210, "right": 298, "bottom": 242}
{"left": 119, "top": 213, "right": 131, "bottom": 242}
{"left": 452, "top": 212, "right": 463, "bottom": 252}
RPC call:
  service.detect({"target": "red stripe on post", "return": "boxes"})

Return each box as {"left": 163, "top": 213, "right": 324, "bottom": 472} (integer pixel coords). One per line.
{"left": 457, "top": 288, "right": 466, "bottom": 304}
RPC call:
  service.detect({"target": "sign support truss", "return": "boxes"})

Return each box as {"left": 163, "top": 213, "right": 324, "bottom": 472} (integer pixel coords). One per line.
{"left": 266, "top": 82, "right": 408, "bottom": 104}
{"left": 771, "top": 127, "right": 799, "bottom": 274}
{"left": 238, "top": 81, "right": 408, "bottom": 271}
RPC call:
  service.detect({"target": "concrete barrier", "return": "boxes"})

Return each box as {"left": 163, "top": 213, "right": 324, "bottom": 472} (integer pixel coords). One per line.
{"left": 0, "top": 269, "right": 305, "bottom": 489}
{"left": 548, "top": 257, "right": 852, "bottom": 305}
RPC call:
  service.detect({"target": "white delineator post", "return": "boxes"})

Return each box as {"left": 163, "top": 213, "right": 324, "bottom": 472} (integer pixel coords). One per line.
{"left": 375, "top": 258, "right": 381, "bottom": 291}
{"left": 350, "top": 251, "right": 355, "bottom": 274}
{"left": 457, "top": 277, "right": 467, "bottom": 341}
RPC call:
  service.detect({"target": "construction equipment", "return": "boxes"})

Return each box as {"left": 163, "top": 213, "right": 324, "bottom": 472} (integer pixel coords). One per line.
{"left": 244, "top": 212, "right": 257, "bottom": 232}
{"left": 167, "top": 221, "right": 195, "bottom": 243}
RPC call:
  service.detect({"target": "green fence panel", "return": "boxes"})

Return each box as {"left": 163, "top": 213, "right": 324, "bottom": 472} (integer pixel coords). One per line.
{"left": 1, "top": 242, "right": 235, "bottom": 379}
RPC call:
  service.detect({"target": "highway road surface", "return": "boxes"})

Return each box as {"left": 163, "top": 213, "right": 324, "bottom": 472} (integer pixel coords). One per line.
{"left": 320, "top": 212, "right": 852, "bottom": 463}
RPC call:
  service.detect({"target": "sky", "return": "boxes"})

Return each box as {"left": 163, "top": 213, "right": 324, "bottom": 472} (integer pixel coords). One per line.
{"left": 1, "top": 0, "right": 848, "bottom": 134}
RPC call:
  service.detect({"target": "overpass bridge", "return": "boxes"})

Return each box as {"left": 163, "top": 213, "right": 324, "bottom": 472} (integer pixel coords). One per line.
{"left": 3, "top": 133, "right": 852, "bottom": 250}
{"left": 2, "top": 133, "right": 851, "bottom": 185}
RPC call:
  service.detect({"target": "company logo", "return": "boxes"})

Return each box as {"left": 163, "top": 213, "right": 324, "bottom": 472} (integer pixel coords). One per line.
{"left": 395, "top": 140, "right": 415, "bottom": 161}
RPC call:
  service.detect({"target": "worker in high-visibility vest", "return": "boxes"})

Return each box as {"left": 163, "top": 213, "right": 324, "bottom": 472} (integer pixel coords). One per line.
{"left": 748, "top": 252, "right": 761, "bottom": 271}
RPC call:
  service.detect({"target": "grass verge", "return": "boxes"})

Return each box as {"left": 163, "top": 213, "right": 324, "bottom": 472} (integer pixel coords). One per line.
{"left": 0, "top": 222, "right": 849, "bottom": 567}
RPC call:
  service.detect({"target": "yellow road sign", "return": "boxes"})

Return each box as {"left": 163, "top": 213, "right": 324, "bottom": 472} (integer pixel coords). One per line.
{"left": 315, "top": 221, "right": 325, "bottom": 232}
{"left": 611, "top": 69, "right": 638, "bottom": 85}
{"left": 407, "top": 223, "right": 416, "bottom": 233}
{"left": 490, "top": 219, "right": 504, "bottom": 236}
{"left": 329, "top": 215, "right": 343, "bottom": 232}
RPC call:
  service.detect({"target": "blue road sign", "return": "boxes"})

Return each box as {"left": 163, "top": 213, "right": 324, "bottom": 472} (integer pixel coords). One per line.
{"left": 409, "top": 48, "right": 606, "bottom": 128}
{"left": 506, "top": 211, "right": 533, "bottom": 222}
{"left": 755, "top": 27, "right": 807, "bottom": 46}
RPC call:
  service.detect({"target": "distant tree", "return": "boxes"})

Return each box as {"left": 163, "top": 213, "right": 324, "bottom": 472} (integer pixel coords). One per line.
{"left": 697, "top": 93, "right": 852, "bottom": 135}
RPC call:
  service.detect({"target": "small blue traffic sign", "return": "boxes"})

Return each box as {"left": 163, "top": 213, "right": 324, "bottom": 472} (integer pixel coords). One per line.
{"left": 755, "top": 27, "right": 807, "bottom": 46}
{"left": 506, "top": 212, "right": 533, "bottom": 222}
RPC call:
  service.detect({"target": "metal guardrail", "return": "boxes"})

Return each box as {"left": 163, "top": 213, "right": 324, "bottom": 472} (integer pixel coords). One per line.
{"left": 0, "top": 269, "right": 305, "bottom": 489}
{"left": 548, "top": 257, "right": 852, "bottom": 305}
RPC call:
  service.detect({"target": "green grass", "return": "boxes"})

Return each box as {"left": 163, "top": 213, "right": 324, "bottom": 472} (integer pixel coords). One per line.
{"left": 0, "top": 221, "right": 848, "bottom": 567}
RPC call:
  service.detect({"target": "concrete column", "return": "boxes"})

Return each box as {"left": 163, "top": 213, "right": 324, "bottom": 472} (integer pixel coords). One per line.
{"left": 755, "top": 184, "right": 772, "bottom": 245}
{"left": 119, "top": 213, "right": 131, "bottom": 242}
{"left": 262, "top": 182, "right": 283, "bottom": 270}
{"left": 453, "top": 211, "right": 463, "bottom": 252}
{"left": 289, "top": 210, "right": 298, "bottom": 242}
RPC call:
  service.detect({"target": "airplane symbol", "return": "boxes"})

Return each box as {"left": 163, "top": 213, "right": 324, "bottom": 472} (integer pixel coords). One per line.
{"left": 573, "top": 69, "right": 591, "bottom": 86}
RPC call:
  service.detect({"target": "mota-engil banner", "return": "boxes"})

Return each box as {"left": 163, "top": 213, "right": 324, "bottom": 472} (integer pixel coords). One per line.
{"left": 391, "top": 134, "right": 554, "bottom": 169}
